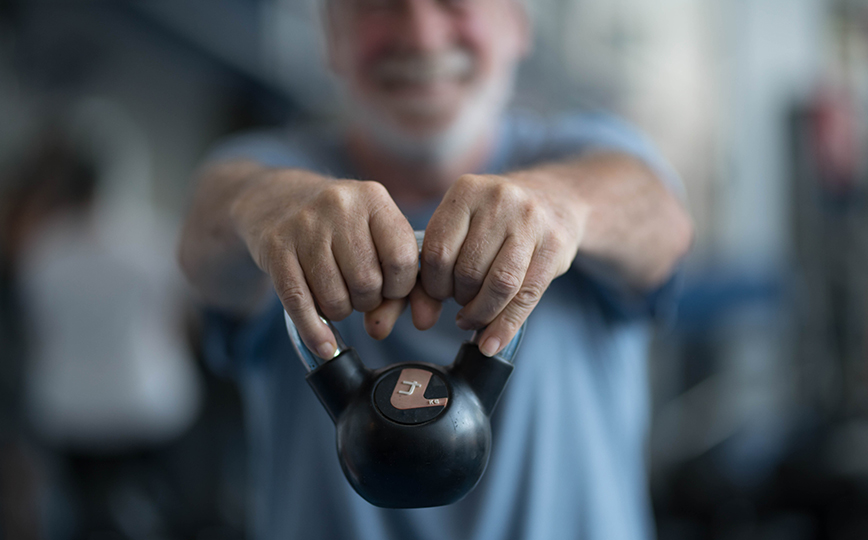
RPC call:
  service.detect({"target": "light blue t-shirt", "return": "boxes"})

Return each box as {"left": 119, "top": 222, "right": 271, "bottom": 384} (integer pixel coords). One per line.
{"left": 204, "top": 112, "right": 681, "bottom": 540}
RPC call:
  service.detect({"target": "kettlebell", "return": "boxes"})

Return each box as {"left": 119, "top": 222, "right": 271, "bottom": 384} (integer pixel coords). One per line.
{"left": 284, "top": 231, "right": 525, "bottom": 508}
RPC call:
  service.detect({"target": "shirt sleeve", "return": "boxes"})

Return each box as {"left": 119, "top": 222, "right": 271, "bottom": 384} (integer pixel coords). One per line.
{"left": 513, "top": 111, "right": 687, "bottom": 322}
{"left": 583, "top": 270, "right": 683, "bottom": 326}
{"left": 204, "top": 129, "right": 318, "bottom": 169}
{"left": 546, "top": 111, "right": 685, "bottom": 201}
{"left": 201, "top": 295, "right": 285, "bottom": 379}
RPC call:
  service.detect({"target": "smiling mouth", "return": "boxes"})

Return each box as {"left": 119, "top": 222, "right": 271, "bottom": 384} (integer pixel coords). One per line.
{"left": 378, "top": 79, "right": 463, "bottom": 99}
{"left": 372, "top": 49, "right": 475, "bottom": 91}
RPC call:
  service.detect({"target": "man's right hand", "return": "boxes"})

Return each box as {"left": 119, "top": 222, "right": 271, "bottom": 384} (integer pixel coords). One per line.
{"left": 228, "top": 167, "right": 420, "bottom": 359}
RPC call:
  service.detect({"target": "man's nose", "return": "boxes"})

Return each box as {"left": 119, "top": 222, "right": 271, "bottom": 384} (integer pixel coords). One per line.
{"left": 395, "top": 0, "right": 455, "bottom": 53}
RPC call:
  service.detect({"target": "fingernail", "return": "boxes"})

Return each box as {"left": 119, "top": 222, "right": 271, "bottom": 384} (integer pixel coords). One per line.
{"left": 456, "top": 314, "right": 473, "bottom": 331}
{"left": 317, "top": 341, "right": 336, "bottom": 359}
{"left": 480, "top": 337, "right": 501, "bottom": 357}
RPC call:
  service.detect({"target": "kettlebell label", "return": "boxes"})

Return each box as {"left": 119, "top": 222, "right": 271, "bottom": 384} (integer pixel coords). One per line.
{"left": 397, "top": 380, "right": 422, "bottom": 396}
{"left": 374, "top": 367, "right": 450, "bottom": 425}
{"left": 390, "top": 369, "right": 448, "bottom": 410}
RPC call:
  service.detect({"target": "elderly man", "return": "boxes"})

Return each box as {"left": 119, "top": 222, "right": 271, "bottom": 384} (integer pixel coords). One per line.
{"left": 179, "top": 0, "right": 692, "bottom": 538}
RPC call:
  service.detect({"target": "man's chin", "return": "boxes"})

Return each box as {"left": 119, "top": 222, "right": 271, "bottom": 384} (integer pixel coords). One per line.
{"left": 386, "top": 111, "right": 461, "bottom": 140}
{"left": 344, "top": 67, "right": 517, "bottom": 167}
{"left": 378, "top": 93, "right": 464, "bottom": 129}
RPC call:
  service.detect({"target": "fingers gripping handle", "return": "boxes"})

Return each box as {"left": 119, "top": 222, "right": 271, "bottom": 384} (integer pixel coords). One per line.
{"left": 284, "top": 312, "right": 346, "bottom": 371}
{"left": 283, "top": 234, "right": 425, "bottom": 371}
{"left": 284, "top": 230, "right": 526, "bottom": 372}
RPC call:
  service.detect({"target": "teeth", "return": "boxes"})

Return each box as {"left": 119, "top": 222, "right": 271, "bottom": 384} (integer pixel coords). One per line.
{"left": 374, "top": 49, "right": 474, "bottom": 85}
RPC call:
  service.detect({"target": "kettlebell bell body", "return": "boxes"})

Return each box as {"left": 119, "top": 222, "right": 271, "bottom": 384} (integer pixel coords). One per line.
{"left": 285, "top": 231, "right": 524, "bottom": 508}
{"left": 302, "top": 341, "right": 515, "bottom": 508}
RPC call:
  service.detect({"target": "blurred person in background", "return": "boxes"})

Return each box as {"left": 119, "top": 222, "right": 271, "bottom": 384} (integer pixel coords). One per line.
{"left": 0, "top": 132, "right": 91, "bottom": 540}
{"left": 2, "top": 113, "right": 203, "bottom": 538}
{"left": 179, "top": 0, "right": 692, "bottom": 539}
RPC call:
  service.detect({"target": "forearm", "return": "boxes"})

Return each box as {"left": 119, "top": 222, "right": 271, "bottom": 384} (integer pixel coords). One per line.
{"left": 178, "top": 160, "right": 274, "bottom": 314}
{"left": 509, "top": 151, "right": 693, "bottom": 293}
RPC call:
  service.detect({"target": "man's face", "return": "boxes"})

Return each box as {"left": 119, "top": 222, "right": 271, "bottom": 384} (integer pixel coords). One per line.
{"left": 327, "top": 0, "right": 529, "bottom": 160}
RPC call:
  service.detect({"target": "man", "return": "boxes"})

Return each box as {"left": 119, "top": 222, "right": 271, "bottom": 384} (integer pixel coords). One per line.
{"left": 179, "top": 0, "right": 693, "bottom": 538}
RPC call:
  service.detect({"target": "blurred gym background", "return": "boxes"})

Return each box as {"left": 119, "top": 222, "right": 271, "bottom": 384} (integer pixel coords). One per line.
{"left": 0, "top": 0, "right": 866, "bottom": 539}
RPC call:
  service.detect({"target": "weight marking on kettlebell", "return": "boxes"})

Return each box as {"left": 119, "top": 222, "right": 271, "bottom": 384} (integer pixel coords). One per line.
{"left": 398, "top": 380, "right": 422, "bottom": 395}
{"left": 389, "top": 368, "right": 449, "bottom": 411}
{"left": 374, "top": 367, "right": 451, "bottom": 425}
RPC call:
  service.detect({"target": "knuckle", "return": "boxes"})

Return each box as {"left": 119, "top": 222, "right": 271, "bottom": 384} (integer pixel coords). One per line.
{"left": 319, "top": 183, "right": 353, "bottom": 210}
{"left": 318, "top": 294, "right": 351, "bottom": 320}
{"left": 422, "top": 243, "right": 453, "bottom": 273}
{"left": 275, "top": 279, "right": 308, "bottom": 311}
{"left": 488, "top": 268, "right": 522, "bottom": 297}
{"left": 455, "top": 174, "right": 476, "bottom": 189}
{"left": 541, "top": 232, "right": 567, "bottom": 258}
{"left": 454, "top": 174, "right": 486, "bottom": 195}
{"left": 492, "top": 181, "right": 524, "bottom": 206}
{"left": 384, "top": 244, "right": 418, "bottom": 276}
{"left": 454, "top": 263, "right": 485, "bottom": 288}
{"left": 499, "top": 308, "right": 526, "bottom": 333}
{"left": 547, "top": 234, "right": 566, "bottom": 255}
{"left": 361, "top": 180, "right": 389, "bottom": 200}
{"left": 291, "top": 207, "right": 318, "bottom": 234}
{"left": 350, "top": 269, "right": 383, "bottom": 297}
{"left": 521, "top": 200, "right": 545, "bottom": 226}
{"left": 513, "top": 281, "right": 545, "bottom": 309}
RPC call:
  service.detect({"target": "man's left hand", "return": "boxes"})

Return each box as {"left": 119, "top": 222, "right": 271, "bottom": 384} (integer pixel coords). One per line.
{"left": 415, "top": 172, "right": 587, "bottom": 357}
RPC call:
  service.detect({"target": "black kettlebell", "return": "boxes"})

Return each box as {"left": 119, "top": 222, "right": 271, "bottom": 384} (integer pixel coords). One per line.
{"left": 284, "top": 231, "right": 525, "bottom": 508}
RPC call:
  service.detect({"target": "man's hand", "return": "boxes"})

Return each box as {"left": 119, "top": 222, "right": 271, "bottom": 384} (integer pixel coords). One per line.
{"left": 229, "top": 168, "right": 419, "bottom": 359}
{"left": 180, "top": 154, "right": 690, "bottom": 362}
{"left": 414, "top": 153, "right": 693, "bottom": 358}
{"left": 418, "top": 173, "right": 587, "bottom": 357}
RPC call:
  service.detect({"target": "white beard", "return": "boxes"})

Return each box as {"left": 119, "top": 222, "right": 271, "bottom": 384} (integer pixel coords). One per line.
{"left": 341, "top": 64, "right": 517, "bottom": 167}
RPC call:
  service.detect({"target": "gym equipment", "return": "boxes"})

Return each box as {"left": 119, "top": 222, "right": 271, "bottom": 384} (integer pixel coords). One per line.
{"left": 284, "top": 231, "right": 524, "bottom": 508}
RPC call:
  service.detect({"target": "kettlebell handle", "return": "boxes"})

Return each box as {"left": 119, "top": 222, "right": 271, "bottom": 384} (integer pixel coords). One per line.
{"left": 285, "top": 230, "right": 525, "bottom": 372}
